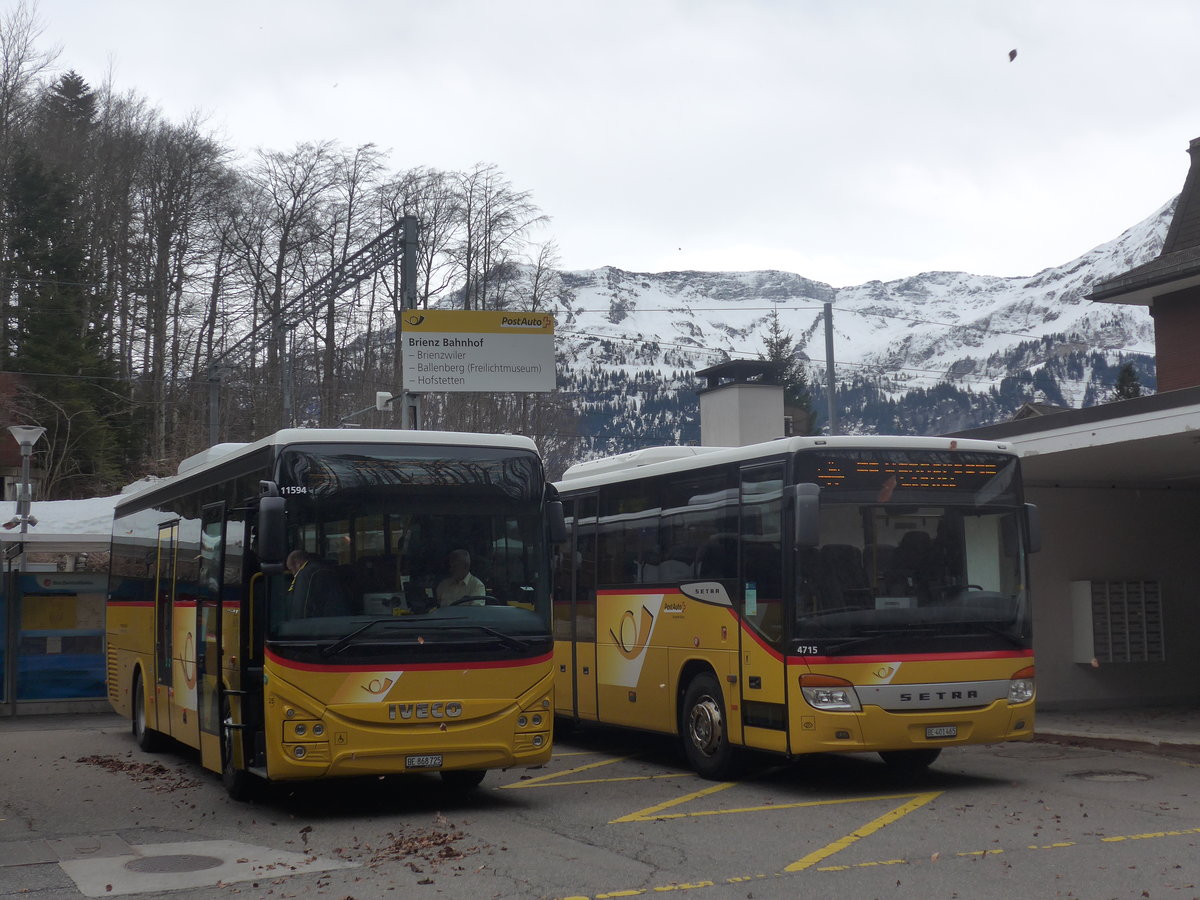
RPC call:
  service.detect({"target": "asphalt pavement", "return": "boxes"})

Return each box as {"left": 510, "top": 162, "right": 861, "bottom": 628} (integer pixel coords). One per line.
{"left": 2, "top": 705, "right": 1198, "bottom": 756}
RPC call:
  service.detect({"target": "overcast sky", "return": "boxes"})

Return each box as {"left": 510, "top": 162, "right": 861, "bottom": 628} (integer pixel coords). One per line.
{"left": 33, "top": 0, "right": 1200, "bottom": 287}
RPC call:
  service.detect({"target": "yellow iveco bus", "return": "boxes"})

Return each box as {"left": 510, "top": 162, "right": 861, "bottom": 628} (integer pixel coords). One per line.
{"left": 107, "top": 428, "right": 563, "bottom": 798}
{"left": 552, "top": 436, "right": 1039, "bottom": 778}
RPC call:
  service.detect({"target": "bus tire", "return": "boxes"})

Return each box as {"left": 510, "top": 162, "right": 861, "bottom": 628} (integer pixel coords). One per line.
{"left": 132, "top": 671, "right": 165, "bottom": 753}
{"left": 879, "top": 748, "right": 942, "bottom": 771}
{"left": 680, "top": 672, "right": 738, "bottom": 780}
{"left": 221, "top": 694, "right": 254, "bottom": 801}
{"left": 441, "top": 769, "right": 487, "bottom": 790}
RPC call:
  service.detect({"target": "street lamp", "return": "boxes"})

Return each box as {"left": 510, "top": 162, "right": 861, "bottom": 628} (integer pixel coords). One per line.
{"left": 6, "top": 425, "right": 45, "bottom": 536}
{"left": 5, "top": 424, "right": 43, "bottom": 715}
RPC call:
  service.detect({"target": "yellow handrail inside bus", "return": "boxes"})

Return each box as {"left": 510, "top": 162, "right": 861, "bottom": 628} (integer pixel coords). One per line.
{"left": 249, "top": 571, "right": 263, "bottom": 645}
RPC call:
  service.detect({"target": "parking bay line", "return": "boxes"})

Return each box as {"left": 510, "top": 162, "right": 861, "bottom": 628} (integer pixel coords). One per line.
{"left": 612, "top": 783, "right": 941, "bottom": 829}
{"left": 502, "top": 754, "right": 691, "bottom": 790}
{"left": 560, "top": 816, "right": 1200, "bottom": 898}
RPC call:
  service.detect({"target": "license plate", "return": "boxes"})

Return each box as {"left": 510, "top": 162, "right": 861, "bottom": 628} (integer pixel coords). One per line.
{"left": 405, "top": 754, "right": 443, "bottom": 768}
{"left": 926, "top": 725, "right": 957, "bottom": 739}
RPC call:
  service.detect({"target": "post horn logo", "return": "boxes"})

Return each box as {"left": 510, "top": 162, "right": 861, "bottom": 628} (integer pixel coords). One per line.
{"left": 363, "top": 677, "right": 395, "bottom": 695}
{"left": 611, "top": 606, "right": 654, "bottom": 660}
{"left": 404, "top": 313, "right": 426, "bottom": 327}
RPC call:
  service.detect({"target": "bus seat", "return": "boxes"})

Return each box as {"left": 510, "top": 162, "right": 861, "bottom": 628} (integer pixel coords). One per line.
{"left": 695, "top": 534, "right": 737, "bottom": 580}
{"left": 863, "top": 543, "right": 896, "bottom": 589}
{"left": 817, "top": 544, "right": 869, "bottom": 609}
{"left": 359, "top": 554, "right": 397, "bottom": 592}
{"left": 887, "top": 531, "right": 936, "bottom": 596}
{"left": 658, "top": 545, "right": 696, "bottom": 581}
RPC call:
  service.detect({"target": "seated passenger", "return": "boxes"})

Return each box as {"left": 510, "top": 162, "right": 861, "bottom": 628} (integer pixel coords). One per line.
{"left": 435, "top": 548, "right": 487, "bottom": 607}
{"left": 286, "top": 550, "right": 352, "bottom": 617}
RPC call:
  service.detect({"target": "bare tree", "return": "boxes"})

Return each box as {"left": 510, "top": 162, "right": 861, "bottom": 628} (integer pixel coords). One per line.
{"left": 452, "top": 162, "right": 548, "bottom": 311}
{"left": 231, "top": 141, "right": 339, "bottom": 428}
{"left": 133, "top": 114, "right": 229, "bottom": 459}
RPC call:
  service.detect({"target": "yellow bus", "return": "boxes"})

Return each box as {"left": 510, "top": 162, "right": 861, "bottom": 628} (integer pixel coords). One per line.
{"left": 106, "top": 428, "right": 562, "bottom": 798}
{"left": 552, "top": 436, "right": 1039, "bottom": 778}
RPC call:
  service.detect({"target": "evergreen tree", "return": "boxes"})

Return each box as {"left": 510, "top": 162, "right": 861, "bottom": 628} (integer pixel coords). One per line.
{"left": 1109, "top": 362, "right": 1142, "bottom": 401}
{"left": 760, "top": 307, "right": 817, "bottom": 434}
{"left": 2, "top": 76, "right": 122, "bottom": 496}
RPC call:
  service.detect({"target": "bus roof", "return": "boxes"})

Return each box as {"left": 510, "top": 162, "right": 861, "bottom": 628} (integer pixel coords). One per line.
{"left": 556, "top": 435, "right": 1016, "bottom": 492}
{"left": 117, "top": 428, "right": 541, "bottom": 516}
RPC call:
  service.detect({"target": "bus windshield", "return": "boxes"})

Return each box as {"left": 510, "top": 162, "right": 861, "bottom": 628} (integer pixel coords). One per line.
{"left": 794, "top": 502, "right": 1030, "bottom": 655}
{"left": 267, "top": 444, "right": 552, "bottom": 653}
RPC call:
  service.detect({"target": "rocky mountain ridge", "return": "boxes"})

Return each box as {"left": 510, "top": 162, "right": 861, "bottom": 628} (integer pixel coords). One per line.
{"left": 549, "top": 198, "right": 1171, "bottom": 453}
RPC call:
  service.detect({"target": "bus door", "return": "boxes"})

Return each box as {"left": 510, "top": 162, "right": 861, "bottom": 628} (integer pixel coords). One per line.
{"left": 571, "top": 494, "right": 599, "bottom": 720}
{"left": 197, "top": 503, "right": 226, "bottom": 773}
{"left": 737, "top": 462, "right": 788, "bottom": 754}
{"left": 153, "top": 521, "right": 179, "bottom": 735}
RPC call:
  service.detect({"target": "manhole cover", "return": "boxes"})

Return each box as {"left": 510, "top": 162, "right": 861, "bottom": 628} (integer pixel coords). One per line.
{"left": 125, "top": 854, "right": 225, "bottom": 874}
{"left": 1070, "top": 770, "right": 1152, "bottom": 783}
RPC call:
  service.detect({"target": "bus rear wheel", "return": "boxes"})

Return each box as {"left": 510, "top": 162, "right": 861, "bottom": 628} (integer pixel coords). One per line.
{"left": 680, "top": 673, "right": 737, "bottom": 780}
{"left": 132, "top": 672, "right": 165, "bottom": 753}
{"left": 879, "top": 748, "right": 942, "bottom": 771}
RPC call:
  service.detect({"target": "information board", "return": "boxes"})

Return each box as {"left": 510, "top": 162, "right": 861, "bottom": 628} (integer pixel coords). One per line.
{"left": 401, "top": 310, "right": 556, "bottom": 392}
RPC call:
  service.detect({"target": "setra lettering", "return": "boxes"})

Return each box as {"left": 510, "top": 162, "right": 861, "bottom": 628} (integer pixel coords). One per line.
{"left": 899, "top": 690, "right": 979, "bottom": 702}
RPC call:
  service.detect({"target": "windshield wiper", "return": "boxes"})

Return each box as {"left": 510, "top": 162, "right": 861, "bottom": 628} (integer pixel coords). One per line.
{"left": 420, "top": 620, "right": 532, "bottom": 652}
{"left": 320, "top": 618, "right": 412, "bottom": 658}
{"left": 321, "top": 617, "right": 535, "bottom": 658}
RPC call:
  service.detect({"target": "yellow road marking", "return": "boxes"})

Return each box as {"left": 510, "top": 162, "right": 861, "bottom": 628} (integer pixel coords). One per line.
{"left": 559, "top": 819, "right": 1200, "bottom": 898}
{"left": 615, "top": 786, "right": 940, "bottom": 825}
{"left": 501, "top": 755, "right": 633, "bottom": 789}
{"left": 1101, "top": 826, "right": 1200, "bottom": 842}
{"left": 516, "top": 773, "right": 691, "bottom": 788}
{"left": 783, "top": 791, "right": 942, "bottom": 872}
{"left": 610, "top": 781, "right": 738, "bottom": 823}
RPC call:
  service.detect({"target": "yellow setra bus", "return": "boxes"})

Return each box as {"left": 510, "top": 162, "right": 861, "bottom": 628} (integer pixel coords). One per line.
{"left": 552, "top": 435, "right": 1039, "bottom": 778}
{"left": 106, "top": 428, "right": 562, "bottom": 797}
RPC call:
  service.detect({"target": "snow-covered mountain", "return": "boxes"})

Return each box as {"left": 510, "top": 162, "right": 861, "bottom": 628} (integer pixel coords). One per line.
{"left": 550, "top": 198, "right": 1171, "bottom": 452}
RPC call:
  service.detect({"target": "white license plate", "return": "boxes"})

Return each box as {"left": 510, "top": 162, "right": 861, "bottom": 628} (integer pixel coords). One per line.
{"left": 405, "top": 754, "right": 443, "bottom": 768}
{"left": 926, "top": 725, "right": 957, "bottom": 739}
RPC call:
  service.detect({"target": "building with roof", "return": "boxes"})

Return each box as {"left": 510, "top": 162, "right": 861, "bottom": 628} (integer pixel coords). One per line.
{"left": 955, "top": 135, "right": 1200, "bottom": 711}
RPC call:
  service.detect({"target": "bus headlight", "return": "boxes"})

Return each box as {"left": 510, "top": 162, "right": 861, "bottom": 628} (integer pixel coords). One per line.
{"left": 1008, "top": 666, "right": 1035, "bottom": 704}
{"left": 799, "top": 674, "right": 862, "bottom": 711}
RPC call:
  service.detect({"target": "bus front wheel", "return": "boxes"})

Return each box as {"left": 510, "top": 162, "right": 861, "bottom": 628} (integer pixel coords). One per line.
{"left": 441, "top": 769, "right": 487, "bottom": 790}
{"left": 132, "top": 672, "right": 165, "bottom": 753}
{"left": 680, "top": 673, "right": 737, "bottom": 780}
{"left": 879, "top": 748, "right": 942, "bottom": 771}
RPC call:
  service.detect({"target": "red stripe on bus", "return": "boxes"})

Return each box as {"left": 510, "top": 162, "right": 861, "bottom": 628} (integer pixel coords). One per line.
{"left": 265, "top": 647, "right": 553, "bottom": 673}
{"left": 788, "top": 649, "right": 1034, "bottom": 665}
{"left": 105, "top": 600, "right": 240, "bottom": 607}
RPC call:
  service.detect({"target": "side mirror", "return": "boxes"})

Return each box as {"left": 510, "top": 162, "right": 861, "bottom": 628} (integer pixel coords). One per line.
{"left": 257, "top": 487, "right": 287, "bottom": 574}
{"left": 547, "top": 500, "right": 567, "bottom": 545}
{"left": 790, "top": 483, "right": 821, "bottom": 549}
{"left": 1024, "top": 502, "right": 1041, "bottom": 554}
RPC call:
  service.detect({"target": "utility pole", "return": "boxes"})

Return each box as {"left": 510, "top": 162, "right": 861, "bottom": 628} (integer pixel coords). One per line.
{"left": 824, "top": 302, "right": 838, "bottom": 435}
{"left": 280, "top": 320, "right": 296, "bottom": 430}
{"left": 398, "top": 215, "right": 421, "bottom": 431}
